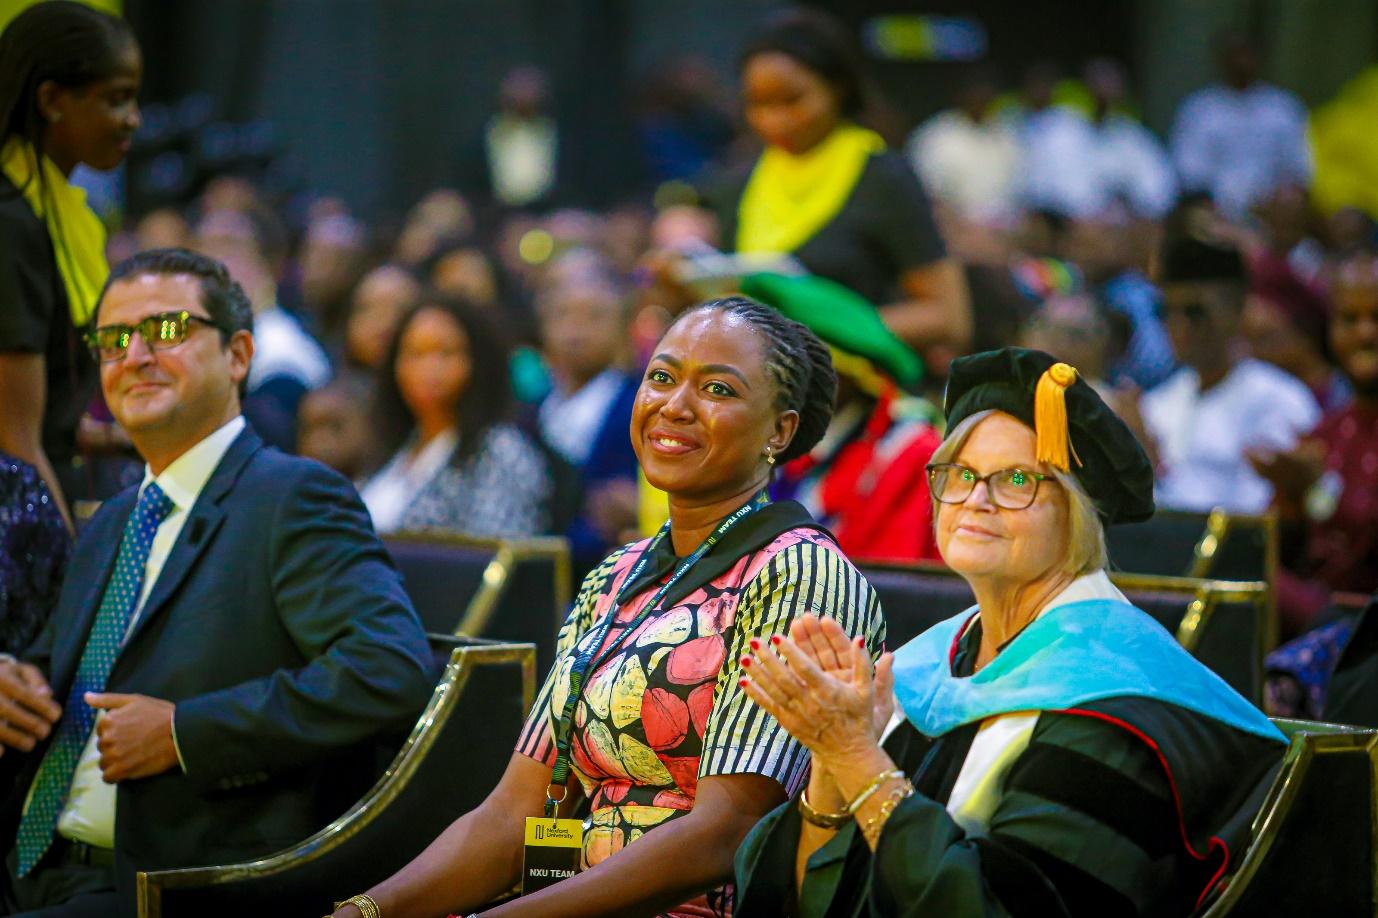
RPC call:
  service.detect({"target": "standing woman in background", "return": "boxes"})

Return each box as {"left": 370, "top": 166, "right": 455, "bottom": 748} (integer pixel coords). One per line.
{"left": 0, "top": 2, "right": 140, "bottom": 653}
{"left": 702, "top": 9, "right": 971, "bottom": 354}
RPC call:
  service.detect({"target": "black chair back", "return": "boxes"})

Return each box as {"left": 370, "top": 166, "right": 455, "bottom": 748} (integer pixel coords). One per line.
{"left": 1321, "top": 594, "right": 1378, "bottom": 728}
{"left": 862, "top": 564, "right": 975, "bottom": 648}
{"left": 1106, "top": 509, "right": 1277, "bottom": 584}
{"left": 386, "top": 537, "right": 490, "bottom": 632}
{"left": 1197, "top": 720, "right": 1378, "bottom": 916}
{"left": 384, "top": 533, "right": 571, "bottom": 674}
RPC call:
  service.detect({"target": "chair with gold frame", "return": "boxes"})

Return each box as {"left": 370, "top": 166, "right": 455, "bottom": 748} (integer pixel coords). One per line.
{"left": 1105, "top": 507, "right": 1279, "bottom": 585}
{"left": 1195, "top": 718, "right": 1378, "bottom": 915}
{"left": 859, "top": 561, "right": 1275, "bottom": 703}
{"left": 1117, "top": 572, "right": 1274, "bottom": 704}
{"left": 136, "top": 636, "right": 537, "bottom": 918}
{"left": 384, "top": 531, "right": 572, "bottom": 672}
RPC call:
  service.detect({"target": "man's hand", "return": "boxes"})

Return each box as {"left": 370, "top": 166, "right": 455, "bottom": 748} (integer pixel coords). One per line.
{"left": 1246, "top": 442, "right": 1325, "bottom": 504}
{"left": 0, "top": 659, "right": 60, "bottom": 754}
{"left": 86, "top": 692, "right": 179, "bottom": 782}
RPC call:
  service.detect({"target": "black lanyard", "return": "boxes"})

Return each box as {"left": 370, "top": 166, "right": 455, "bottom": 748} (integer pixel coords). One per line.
{"left": 544, "top": 490, "right": 769, "bottom": 816}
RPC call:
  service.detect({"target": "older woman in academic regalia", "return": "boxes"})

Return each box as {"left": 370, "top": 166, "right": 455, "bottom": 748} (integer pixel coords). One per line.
{"left": 735, "top": 347, "right": 1286, "bottom": 917}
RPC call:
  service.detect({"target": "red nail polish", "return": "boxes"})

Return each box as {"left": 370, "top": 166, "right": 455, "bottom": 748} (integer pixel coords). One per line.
{"left": 739, "top": 677, "right": 750, "bottom": 688}
{"left": 739, "top": 656, "right": 752, "bottom": 668}
{"left": 854, "top": 636, "right": 864, "bottom": 647}
{"left": 770, "top": 635, "right": 782, "bottom": 646}
{"left": 749, "top": 638, "right": 761, "bottom": 651}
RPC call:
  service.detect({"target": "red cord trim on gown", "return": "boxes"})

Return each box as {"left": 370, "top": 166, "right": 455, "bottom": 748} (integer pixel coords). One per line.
{"left": 1057, "top": 707, "right": 1230, "bottom": 911}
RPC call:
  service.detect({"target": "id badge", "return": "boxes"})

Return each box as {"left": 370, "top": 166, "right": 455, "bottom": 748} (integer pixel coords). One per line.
{"left": 521, "top": 817, "right": 584, "bottom": 895}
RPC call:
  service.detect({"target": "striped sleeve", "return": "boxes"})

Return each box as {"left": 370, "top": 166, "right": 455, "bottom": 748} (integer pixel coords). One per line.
{"left": 699, "top": 539, "right": 885, "bottom": 793}
{"left": 864, "top": 712, "right": 1185, "bottom": 917}
{"left": 978, "top": 712, "right": 1185, "bottom": 914}
{"left": 514, "top": 547, "right": 628, "bottom": 764}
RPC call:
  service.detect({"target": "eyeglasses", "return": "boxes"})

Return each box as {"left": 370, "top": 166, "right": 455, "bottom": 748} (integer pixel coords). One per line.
{"left": 85, "top": 310, "right": 224, "bottom": 363}
{"left": 926, "top": 463, "right": 1053, "bottom": 511}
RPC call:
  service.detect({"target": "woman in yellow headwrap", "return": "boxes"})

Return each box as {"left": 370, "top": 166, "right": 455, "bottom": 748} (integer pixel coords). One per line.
{"left": 0, "top": 1, "right": 142, "bottom": 530}
{"left": 705, "top": 9, "right": 971, "bottom": 355}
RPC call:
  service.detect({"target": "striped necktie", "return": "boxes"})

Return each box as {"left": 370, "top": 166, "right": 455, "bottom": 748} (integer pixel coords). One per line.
{"left": 16, "top": 481, "right": 175, "bottom": 875}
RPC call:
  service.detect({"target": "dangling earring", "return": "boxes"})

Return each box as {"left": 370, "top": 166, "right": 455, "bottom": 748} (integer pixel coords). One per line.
{"left": 764, "top": 447, "right": 776, "bottom": 466}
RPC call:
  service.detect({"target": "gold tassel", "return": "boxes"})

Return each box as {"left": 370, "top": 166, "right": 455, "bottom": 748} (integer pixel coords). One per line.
{"left": 1034, "top": 362, "right": 1079, "bottom": 471}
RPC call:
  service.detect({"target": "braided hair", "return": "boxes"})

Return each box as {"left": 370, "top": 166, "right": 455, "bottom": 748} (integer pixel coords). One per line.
{"left": 682, "top": 295, "right": 837, "bottom": 463}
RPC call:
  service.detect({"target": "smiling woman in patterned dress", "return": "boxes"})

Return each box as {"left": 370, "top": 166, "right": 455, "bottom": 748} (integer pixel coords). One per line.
{"left": 330, "top": 296, "right": 885, "bottom": 918}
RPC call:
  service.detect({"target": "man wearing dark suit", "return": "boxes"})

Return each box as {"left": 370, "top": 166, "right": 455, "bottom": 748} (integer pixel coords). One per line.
{"left": 0, "top": 249, "right": 435, "bottom": 916}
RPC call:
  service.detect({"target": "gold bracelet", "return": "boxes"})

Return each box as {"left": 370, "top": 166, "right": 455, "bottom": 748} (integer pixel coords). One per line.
{"left": 861, "top": 780, "right": 914, "bottom": 846}
{"left": 798, "top": 785, "right": 850, "bottom": 828}
{"left": 844, "top": 768, "right": 906, "bottom": 816}
{"left": 344, "top": 894, "right": 381, "bottom": 918}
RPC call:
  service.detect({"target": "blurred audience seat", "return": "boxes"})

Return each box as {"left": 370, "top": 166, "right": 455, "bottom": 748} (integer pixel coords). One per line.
{"left": 136, "top": 635, "right": 536, "bottom": 918}
{"left": 862, "top": 561, "right": 1274, "bottom": 702}
{"left": 384, "top": 532, "right": 572, "bottom": 673}
{"left": 1196, "top": 719, "right": 1378, "bottom": 916}
{"left": 1105, "top": 508, "right": 1278, "bottom": 584}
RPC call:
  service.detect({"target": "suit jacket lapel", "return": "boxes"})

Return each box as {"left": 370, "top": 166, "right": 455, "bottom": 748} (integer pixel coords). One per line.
{"left": 50, "top": 490, "right": 137, "bottom": 693}
{"left": 121, "top": 428, "right": 262, "bottom": 651}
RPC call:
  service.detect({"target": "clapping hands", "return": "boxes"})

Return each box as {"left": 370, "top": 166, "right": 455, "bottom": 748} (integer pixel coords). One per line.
{"left": 739, "top": 614, "right": 893, "bottom": 771}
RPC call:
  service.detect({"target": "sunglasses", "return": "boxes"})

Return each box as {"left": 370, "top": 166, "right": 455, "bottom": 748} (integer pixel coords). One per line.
{"left": 926, "top": 463, "right": 1054, "bottom": 511}
{"left": 85, "top": 310, "right": 225, "bottom": 363}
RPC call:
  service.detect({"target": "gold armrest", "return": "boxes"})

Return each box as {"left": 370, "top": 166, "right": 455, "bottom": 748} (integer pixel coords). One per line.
{"left": 136, "top": 640, "right": 537, "bottom": 918}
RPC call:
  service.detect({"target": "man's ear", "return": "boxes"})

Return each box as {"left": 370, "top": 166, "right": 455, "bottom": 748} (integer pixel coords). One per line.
{"left": 227, "top": 330, "right": 254, "bottom": 388}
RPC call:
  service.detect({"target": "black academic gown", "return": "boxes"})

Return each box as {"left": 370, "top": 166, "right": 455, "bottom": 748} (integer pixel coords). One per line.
{"left": 734, "top": 619, "right": 1284, "bottom": 917}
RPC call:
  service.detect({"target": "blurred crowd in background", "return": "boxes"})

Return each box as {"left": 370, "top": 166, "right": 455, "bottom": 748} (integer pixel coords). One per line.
{"left": 55, "top": 12, "right": 1378, "bottom": 649}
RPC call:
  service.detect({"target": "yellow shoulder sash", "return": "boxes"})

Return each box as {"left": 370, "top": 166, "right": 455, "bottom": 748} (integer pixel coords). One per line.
{"left": 2, "top": 139, "right": 108, "bottom": 326}
{"left": 735, "top": 124, "right": 885, "bottom": 256}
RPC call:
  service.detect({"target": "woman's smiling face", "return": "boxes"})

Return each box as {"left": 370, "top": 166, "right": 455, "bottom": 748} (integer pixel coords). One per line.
{"left": 936, "top": 412, "right": 1069, "bottom": 585}
{"left": 631, "top": 309, "right": 797, "bottom": 502}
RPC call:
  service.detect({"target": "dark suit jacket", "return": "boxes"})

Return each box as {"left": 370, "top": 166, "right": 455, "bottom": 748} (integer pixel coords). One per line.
{"left": 1, "top": 426, "right": 435, "bottom": 912}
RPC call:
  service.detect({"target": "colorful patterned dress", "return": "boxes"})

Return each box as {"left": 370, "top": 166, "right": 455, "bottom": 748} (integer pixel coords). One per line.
{"left": 516, "top": 501, "right": 884, "bottom": 917}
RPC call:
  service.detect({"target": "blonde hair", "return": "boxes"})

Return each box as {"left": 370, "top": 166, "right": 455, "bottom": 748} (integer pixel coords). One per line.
{"left": 930, "top": 409, "right": 1107, "bottom": 577}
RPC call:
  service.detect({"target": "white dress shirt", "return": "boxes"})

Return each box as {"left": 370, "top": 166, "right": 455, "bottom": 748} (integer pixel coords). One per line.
{"left": 1170, "top": 82, "right": 1311, "bottom": 220}
{"left": 537, "top": 368, "right": 624, "bottom": 466}
{"left": 1021, "top": 109, "right": 1177, "bottom": 219}
{"left": 486, "top": 114, "right": 557, "bottom": 207}
{"left": 1141, "top": 359, "right": 1319, "bottom": 513}
{"left": 906, "top": 110, "right": 1021, "bottom": 222}
{"left": 55, "top": 416, "right": 246, "bottom": 849}
{"left": 245, "top": 306, "right": 331, "bottom": 393}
